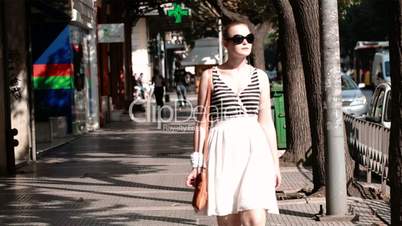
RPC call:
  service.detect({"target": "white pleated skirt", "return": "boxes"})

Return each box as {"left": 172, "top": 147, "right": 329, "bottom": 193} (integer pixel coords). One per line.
{"left": 206, "top": 115, "right": 279, "bottom": 216}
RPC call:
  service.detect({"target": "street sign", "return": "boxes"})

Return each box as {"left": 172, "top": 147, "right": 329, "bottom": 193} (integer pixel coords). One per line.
{"left": 162, "top": 2, "right": 190, "bottom": 24}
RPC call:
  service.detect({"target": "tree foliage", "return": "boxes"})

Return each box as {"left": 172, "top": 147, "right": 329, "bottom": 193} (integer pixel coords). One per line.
{"left": 339, "top": 0, "right": 391, "bottom": 55}
{"left": 224, "top": 0, "right": 276, "bottom": 25}
{"left": 183, "top": 0, "right": 276, "bottom": 42}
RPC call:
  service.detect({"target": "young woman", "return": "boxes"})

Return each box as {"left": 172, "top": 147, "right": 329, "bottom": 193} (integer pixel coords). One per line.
{"left": 186, "top": 21, "right": 281, "bottom": 226}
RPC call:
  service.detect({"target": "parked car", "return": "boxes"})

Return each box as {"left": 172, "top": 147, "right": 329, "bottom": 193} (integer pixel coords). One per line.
{"left": 341, "top": 74, "right": 368, "bottom": 117}
{"left": 365, "top": 82, "right": 391, "bottom": 129}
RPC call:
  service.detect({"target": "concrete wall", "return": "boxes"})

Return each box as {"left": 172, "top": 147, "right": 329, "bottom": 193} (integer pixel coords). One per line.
{"left": 132, "top": 18, "right": 152, "bottom": 83}
{"left": 71, "top": 0, "right": 99, "bottom": 130}
{"left": 4, "top": 0, "right": 31, "bottom": 163}
{"left": 71, "top": 0, "right": 95, "bottom": 28}
{"left": 84, "top": 29, "right": 100, "bottom": 130}
{"left": 87, "top": 1, "right": 99, "bottom": 130}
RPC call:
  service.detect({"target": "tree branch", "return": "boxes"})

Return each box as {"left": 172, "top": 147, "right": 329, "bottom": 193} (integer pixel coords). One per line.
{"left": 216, "top": 0, "right": 255, "bottom": 30}
{"left": 202, "top": 0, "right": 220, "bottom": 17}
{"left": 206, "top": 0, "right": 220, "bottom": 11}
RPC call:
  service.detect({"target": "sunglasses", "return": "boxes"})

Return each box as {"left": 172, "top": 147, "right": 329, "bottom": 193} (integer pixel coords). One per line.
{"left": 226, "top": 34, "right": 255, "bottom": 45}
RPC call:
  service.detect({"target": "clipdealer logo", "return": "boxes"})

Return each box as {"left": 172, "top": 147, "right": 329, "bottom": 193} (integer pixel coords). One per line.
{"left": 128, "top": 99, "right": 200, "bottom": 132}
{"left": 128, "top": 98, "right": 263, "bottom": 132}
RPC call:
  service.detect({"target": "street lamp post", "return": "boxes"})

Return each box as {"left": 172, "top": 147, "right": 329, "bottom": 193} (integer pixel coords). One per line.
{"left": 320, "top": 0, "right": 348, "bottom": 218}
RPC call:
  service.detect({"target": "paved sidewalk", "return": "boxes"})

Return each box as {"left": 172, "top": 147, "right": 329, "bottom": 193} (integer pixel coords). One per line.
{"left": 36, "top": 135, "right": 79, "bottom": 154}
{"left": 0, "top": 98, "right": 390, "bottom": 225}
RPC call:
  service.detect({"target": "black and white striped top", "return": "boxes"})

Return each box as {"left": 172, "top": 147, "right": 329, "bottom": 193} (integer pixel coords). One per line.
{"left": 210, "top": 66, "right": 260, "bottom": 121}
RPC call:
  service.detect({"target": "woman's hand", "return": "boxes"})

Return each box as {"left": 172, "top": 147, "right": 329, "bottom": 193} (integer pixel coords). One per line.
{"left": 275, "top": 172, "right": 282, "bottom": 189}
{"left": 185, "top": 168, "right": 200, "bottom": 188}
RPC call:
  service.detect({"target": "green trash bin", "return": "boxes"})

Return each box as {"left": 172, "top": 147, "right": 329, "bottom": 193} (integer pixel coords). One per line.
{"left": 270, "top": 82, "right": 287, "bottom": 149}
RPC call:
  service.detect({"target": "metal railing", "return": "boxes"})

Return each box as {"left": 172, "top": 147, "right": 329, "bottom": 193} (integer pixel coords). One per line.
{"left": 344, "top": 113, "right": 390, "bottom": 183}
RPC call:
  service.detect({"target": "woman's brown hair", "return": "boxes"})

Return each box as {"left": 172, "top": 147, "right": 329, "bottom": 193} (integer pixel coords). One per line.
{"left": 222, "top": 21, "right": 251, "bottom": 39}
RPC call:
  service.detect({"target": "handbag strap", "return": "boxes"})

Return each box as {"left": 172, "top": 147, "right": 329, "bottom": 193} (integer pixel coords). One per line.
{"left": 201, "top": 71, "right": 212, "bottom": 168}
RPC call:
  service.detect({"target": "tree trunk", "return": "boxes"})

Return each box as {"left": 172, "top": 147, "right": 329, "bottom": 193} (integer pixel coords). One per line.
{"left": 289, "top": 0, "right": 326, "bottom": 191}
{"left": 389, "top": 0, "right": 402, "bottom": 224}
{"left": 252, "top": 21, "right": 271, "bottom": 71}
{"left": 273, "top": 0, "right": 311, "bottom": 164}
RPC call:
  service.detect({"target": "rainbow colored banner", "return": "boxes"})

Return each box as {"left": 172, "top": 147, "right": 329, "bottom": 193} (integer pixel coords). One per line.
{"left": 33, "top": 64, "right": 73, "bottom": 89}
{"left": 32, "top": 26, "right": 74, "bottom": 90}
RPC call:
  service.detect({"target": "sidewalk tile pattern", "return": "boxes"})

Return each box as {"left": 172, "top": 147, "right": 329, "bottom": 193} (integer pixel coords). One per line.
{"left": 0, "top": 105, "right": 390, "bottom": 225}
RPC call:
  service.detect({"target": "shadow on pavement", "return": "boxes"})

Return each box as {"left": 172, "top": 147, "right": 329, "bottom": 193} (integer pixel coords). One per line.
{"left": 0, "top": 123, "right": 199, "bottom": 225}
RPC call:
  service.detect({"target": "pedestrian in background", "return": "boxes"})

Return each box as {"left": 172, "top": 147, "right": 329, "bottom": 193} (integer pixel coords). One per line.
{"left": 152, "top": 69, "right": 166, "bottom": 108}
{"left": 174, "top": 65, "right": 188, "bottom": 107}
{"left": 186, "top": 21, "right": 281, "bottom": 226}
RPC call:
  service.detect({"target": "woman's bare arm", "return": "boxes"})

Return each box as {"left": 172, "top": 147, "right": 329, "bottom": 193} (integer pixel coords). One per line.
{"left": 186, "top": 69, "right": 211, "bottom": 187}
{"left": 257, "top": 69, "right": 281, "bottom": 188}
{"left": 194, "top": 69, "right": 211, "bottom": 156}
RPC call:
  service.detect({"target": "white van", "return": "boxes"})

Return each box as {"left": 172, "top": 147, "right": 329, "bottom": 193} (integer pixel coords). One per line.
{"left": 366, "top": 82, "right": 391, "bottom": 129}
{"left": 371, "top": 50, "right": 390, "bottom": 87}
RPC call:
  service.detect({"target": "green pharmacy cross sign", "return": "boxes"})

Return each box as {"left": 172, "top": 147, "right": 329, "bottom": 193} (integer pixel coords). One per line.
{"left": 167, "top": 3, "right": 189, "bottom": 23}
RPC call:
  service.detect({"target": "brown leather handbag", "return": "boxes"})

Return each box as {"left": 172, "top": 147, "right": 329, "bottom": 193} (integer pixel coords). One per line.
{"left": 192, "top": 168, "right": 208, "bottom": 212}
{"left": 192, "top": 73, "right": 212, "bottom": 212}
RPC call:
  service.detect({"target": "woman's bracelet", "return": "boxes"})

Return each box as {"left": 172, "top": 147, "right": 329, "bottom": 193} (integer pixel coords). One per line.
{"left": 190, "top": 152, "right": 203, "bottom": 168}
